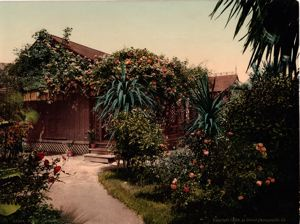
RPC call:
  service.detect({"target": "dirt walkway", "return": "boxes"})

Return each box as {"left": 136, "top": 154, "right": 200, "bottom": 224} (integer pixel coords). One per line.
{"left": 47, "top": 155, "right": 143, "bottom": 224}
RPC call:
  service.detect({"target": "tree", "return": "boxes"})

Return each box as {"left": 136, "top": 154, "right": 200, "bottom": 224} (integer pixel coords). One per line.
{"left": 211, "top": 0, "right": 299, "bottom": 76}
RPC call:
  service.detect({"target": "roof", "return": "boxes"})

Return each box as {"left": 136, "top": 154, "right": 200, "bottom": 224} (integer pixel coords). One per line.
{"left": 51, "top": 35, "right": 108, "bottom": 60}
{"left": 208, "top": 74, "right": 239, "bottom": 92}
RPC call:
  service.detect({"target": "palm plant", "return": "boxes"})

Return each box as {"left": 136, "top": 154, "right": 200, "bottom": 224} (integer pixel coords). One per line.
{"left": 94, "top": 63, "right": 154, "bottom": 119}
{"left": 188, "top": 75, "right": 225, "bottom": 137}
{"left": 210, "top": 0, "right": 299, "bottom": 77}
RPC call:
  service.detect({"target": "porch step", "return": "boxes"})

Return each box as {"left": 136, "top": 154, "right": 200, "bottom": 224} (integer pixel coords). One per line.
{"left": 93, "top": 141, "right": 110, "bottom": 148}
{"left": 84, "top": 153, "right": 116, "bottom": 164}
{"left": 89, "top": 148, "right": 112, "bottom": 155}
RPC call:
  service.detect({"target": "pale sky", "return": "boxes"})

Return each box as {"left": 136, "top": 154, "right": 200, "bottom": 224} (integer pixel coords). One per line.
{"left": 0, "top": 0, "right": 252, "bottom": 81}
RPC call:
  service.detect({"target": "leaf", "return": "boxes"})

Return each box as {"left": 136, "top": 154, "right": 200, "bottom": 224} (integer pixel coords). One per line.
{"left": 0, "top": 168, "right": 21, "bottom": 180}
{"left": 0, "top": 203, "right": 21, "bottom": 216}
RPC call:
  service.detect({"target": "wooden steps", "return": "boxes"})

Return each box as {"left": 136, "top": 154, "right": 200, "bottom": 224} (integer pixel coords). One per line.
{"left": 84, "top": 141, "right": 115, "bottom": 164}
{"left": 84, "top": 153, "right": 116, "bottom": 164}
{"left": 89, "top": 148, "right": 111, "bottom": 155}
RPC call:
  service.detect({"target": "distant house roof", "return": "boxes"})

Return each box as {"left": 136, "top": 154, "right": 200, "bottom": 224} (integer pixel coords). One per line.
{"left": 51, "top": 35, "right": 108, "bottom": 60}
{"left": 208, "top": 74, "right": 239, "bottom": 92}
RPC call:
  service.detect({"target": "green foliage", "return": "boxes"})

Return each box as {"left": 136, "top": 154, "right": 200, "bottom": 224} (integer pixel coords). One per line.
{"left": 94, "top": 48, "right": 204, "bottom": 116}
{"left": 0, "top": 169, "right": 21, "bottom": 216}
{"left": 211, "top": 0, "right": 299, "bottom": 76}
{"left": 188, "top": 75, "right": 224, "bottom": 137}
{"left": 222, "top": 74, "right": 297, "bottom": 151}
{"left": 153, "top": 148, "right": 196, "bottom": 189}
{"left": 0, "top": 91, "right": 24, "bottom": 122}
{"left": 0, "top": 91, "right": 64, "bottom": 222}
{"left": 157, "top": 134, "right": 279, "bottom": 220}
{"left": 95, "top": 63, "right": 154, "bottom": 119}
{"left": 0, "top": 204, "right": 21, "bottom": 217}
{"left": 221, "top": 73, "right": 298, "bottom": 220}
{"left": 110, "top": 109, "right": 164, "bottom": 171}
{"left": 99, "top": 169, "right": 173, "bottom": 224}
{"left": 6, "top": 28, "right": 99, "bottom": 99}
{"left": 0, "top": 204, "right": 76, "bottom": 224}
{"left": 0, "top": 148, "right": 63, "bottom": 221}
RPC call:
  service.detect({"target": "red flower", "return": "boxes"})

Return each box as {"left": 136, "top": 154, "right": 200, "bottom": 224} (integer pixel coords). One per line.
{"left": 37, "top": 152, "right": 45, "bottom": 161}
{"left": 48, "top": 176, "right": 55, "bottom": 183}
{"left": 54, "top": 166, "right": 61, "bottom": 175}
{"left": 265, "top": 179, "right": 271, "bottom": 186}
{"left": 44, "top": 159, "right": 50, "bottom": 167}
{"left": 170, "top": 183, "right": 177, "bottom": 190}
{"left": 183, "top": 185, "right": 190, "bottom": 193}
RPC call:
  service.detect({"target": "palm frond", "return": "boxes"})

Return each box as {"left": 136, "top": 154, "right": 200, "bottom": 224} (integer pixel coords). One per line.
{"left": 211, "top": 0, "right": 299, "bottom": 76}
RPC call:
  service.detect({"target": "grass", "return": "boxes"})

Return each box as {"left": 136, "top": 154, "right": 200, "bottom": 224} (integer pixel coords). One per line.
{"left": 98, "top": 168, "right": 173, "bottom": 224}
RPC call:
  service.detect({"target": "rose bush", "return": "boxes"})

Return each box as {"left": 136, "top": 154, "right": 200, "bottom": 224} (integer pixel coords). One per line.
{"left": 155, "top": 131, "right": 277, "bottom": 220}
{"left": 0, "top": 91, "right": 66, "bottom": 222}
{"left": 93, "top": 48, "right": 206, "bottom": 119}
{"left": 220, "top": 72, "right": 298, "bottom": 221}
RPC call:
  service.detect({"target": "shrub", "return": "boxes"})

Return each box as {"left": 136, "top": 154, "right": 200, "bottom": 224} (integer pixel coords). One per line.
{"left": 221, "top": 73, "right": 298, "bottom": 220}
{"left": 110, "top": 109, "right": 164, "bottom": 179}
{"left": 0, "top": 92, "right": 64, "bottom": 222}
{"left": 155, "top": 131, "right": 282, "bottom": 220}
{"left": 0, "top": 126, "right": 64, "bottom": 222}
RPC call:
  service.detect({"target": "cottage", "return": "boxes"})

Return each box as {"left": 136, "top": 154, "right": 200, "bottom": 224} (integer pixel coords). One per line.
{"left": 23, "top": 35, "right": 108, "bottom": 155}
{"left": 9, "top": 34, "right": 238, "bottom": 156}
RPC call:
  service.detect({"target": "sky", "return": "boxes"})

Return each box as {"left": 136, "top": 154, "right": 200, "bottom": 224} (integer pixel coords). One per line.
{"left": 0, "top": 0, "right": 252, "bottom": 82}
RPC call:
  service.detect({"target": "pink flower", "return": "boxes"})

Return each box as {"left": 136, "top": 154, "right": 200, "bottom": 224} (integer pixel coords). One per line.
{"left": 172, "top": 178, "right": 177, "bottom": 184}
{"left": 203, "top": 149, "right": 209, "bottom": 156}
{"left": 188, "top": 172, "right": 196, "bottom": 179}
{"left": 256, "top": 180, "right": 263, "bottom": 187}
{"left": 238, "top": 195, "right": 245, "bottom": 200}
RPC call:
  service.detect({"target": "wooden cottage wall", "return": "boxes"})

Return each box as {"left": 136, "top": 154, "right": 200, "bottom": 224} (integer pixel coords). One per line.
{"left": 27, "top": 95, "right": 89, "bottom": 143}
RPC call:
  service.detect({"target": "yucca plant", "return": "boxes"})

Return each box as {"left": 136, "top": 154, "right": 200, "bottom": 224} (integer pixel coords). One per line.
{"left": 188, "top": 75, "right": 225, "bottom": 137}
{"left": 94, "top": 63, "right": 154, "bottom": 119}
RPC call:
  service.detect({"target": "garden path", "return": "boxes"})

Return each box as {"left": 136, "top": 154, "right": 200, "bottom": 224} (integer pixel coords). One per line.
{"left": 47, "top": 155, "right": 143, "bottom": 224}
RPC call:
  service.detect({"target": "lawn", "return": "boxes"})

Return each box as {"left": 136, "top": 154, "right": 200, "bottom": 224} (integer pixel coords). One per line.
{"left": 98, "top": 168, "right": 173, "bottom": 224}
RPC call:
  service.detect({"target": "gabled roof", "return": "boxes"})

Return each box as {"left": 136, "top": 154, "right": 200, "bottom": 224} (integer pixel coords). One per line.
{"left": 51, "top": 35, "right": 108, "bottom": 60}
{"left": 208, "top": 74, "right": 239, "bottom": 92}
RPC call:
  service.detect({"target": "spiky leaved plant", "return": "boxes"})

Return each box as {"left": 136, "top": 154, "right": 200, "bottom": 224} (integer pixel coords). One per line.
{"left": 188, "top": 75, "right": 225, "bottom": 137}
{"left": 210, "top": 0, "right": 298, "bottom": 77}
{"left": 94, "top": 63, "right": 154, "bottom": 119}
